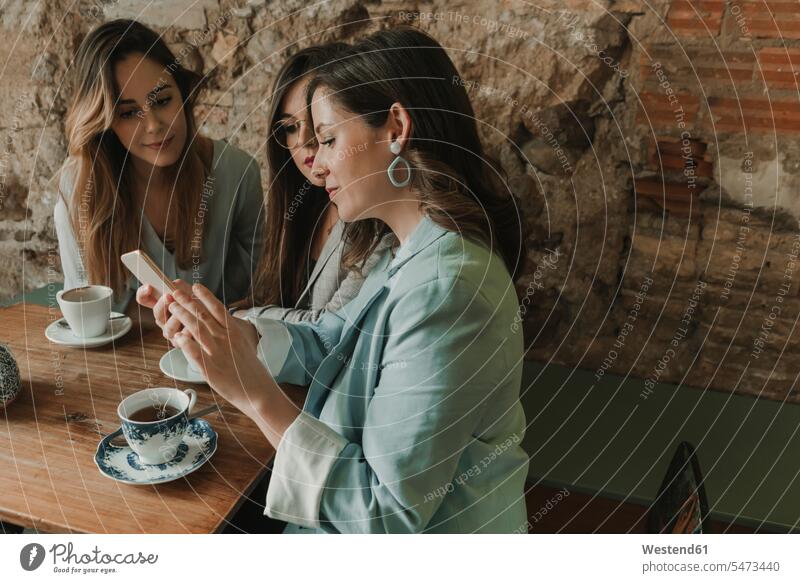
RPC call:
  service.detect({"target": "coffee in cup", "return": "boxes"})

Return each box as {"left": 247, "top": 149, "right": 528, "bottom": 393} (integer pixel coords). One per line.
{"left": 117, "top": 387, "right": 197, "bottom": 465}
{"left": 56, "top": 285, "right": 113, "bottom": 338}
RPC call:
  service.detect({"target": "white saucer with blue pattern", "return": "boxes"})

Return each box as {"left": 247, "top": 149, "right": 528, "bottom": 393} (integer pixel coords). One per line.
{"left": 94, "top": 418, "right": 217, "bottom": 485}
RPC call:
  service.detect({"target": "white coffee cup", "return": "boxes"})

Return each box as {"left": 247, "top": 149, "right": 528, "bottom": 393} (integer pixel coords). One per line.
{"left": 56, "top": 285, "right": 113, "bottom": 338}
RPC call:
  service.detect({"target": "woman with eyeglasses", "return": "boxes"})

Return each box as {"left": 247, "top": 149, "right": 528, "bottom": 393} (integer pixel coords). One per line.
{"left": 141, "top": 43, "right": 395, "bottom": 340}
{"left": 144, "top": 27, "right": 529, "bottom": 533}
{"left": 137, "top": 42, "right": 396, "bottom": 533}
{"left": 229, "top": 42, "right": 395, "bottom": 323}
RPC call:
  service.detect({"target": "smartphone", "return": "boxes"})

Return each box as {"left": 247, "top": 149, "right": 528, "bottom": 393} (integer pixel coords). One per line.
{"left": 121, "top": 250, "right": 176, "bottom": 296}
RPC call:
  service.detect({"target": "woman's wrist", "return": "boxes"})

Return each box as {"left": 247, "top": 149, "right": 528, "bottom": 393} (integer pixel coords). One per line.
{"left": 246, "top": 370, "right": 299, "bottom": 448}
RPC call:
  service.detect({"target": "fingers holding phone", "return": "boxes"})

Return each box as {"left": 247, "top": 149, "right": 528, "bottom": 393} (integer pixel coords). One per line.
{"left": 155, "top": 280, "right": 193, "bottom": 344}
{"left": 135, "top": 282, "right": 173, "bottom": 331}
{"left": 136, "top": 284, "right": 160, "bottom": 309}
{"left": 122, "top": 250, "right": 193, "bottom": 344}
{"left": 152, "top": 288, "right": 173, "bottom": 328}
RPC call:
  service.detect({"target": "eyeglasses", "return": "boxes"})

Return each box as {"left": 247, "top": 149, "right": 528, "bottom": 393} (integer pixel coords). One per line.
{"left": 271, "top": 119, "right": 317, "bottom": 150}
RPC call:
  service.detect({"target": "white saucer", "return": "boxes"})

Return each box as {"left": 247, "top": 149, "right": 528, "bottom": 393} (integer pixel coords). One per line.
{"left": 160, "top": 347, "right": 206, "bottom": 384}
{"left": 94, "top": 418, "right": 217, "bottom": 485}
{"left": 45, "top": 312, "right": 132, "bottom": 348}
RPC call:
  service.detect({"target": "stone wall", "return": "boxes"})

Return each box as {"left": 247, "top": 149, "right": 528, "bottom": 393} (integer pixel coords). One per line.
{"left": 1, "top": 0, "right": 798, "bottom": 401}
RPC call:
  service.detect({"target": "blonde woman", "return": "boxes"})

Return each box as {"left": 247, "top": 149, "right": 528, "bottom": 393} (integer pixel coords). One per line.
{"left": 55, "top": 19, "right": 263, "bottom": 312}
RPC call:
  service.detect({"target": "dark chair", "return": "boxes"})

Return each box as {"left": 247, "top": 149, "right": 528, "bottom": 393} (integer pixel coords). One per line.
{"left": 647, "top": 441, "right": 710, "bottom": 534}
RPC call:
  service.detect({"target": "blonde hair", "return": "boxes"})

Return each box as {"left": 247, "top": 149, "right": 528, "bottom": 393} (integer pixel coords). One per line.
{"left": 62, "top": 19, "right": 210, "bottom": 295}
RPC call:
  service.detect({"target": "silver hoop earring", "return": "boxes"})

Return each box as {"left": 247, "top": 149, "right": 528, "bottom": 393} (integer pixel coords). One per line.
{"left": 387, "top": 141, "right": 411, "bottom": 188}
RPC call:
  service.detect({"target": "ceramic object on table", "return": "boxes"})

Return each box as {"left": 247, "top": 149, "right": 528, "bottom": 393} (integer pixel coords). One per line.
{"left": 56, "top": 285, "right": 113, "bottom": 338}
{"left": 159, "top": 347, "right": 206, "bottom": 384}
{"left": 94, "top": 418, "right": 217, "bottom": 485}
{"left": 45, "top": 312, "right": 132, "bottom": 348}
{"left": 117, "top": 387, "right": 197, "bottom": 465}
{"left": 0, "top": 344, "right": 21, "bottom": 410}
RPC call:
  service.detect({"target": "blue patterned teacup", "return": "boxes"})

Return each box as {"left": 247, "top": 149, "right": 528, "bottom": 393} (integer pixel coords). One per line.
{"left": 117, "top": 387, "right": 197, "bottom": 465}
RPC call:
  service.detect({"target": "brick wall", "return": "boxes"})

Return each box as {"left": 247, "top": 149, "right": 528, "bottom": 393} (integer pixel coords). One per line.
{"left": 1, "top": 1, "right": 798, "bottom": 402}
{"left": 598, "top": 0, "right": 800, "bottom": 401}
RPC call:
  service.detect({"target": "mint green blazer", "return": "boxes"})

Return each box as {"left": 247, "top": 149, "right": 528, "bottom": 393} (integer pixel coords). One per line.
{"left": 250, "top": 214, "right": 529, "bottom": 533}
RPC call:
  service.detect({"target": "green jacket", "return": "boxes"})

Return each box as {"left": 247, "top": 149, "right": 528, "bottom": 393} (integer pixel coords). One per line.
{"left": 250, "top": 214, "right": 529, "bottom": 533}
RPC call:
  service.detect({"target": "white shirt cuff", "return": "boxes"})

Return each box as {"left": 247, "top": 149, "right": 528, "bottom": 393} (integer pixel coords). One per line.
{"left": 248, "top": 317, "right": 292, "bottom": 379}
{"left": 234, "top": 307, "right": 264, "bottom": 320}
{"left": 264, "top": 411, "right": 348, "bottom": 529}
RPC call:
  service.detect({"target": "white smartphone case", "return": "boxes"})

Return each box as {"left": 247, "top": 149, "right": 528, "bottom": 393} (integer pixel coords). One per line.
{"left": 121, "top": 250, "right": 175, "bottom": 296}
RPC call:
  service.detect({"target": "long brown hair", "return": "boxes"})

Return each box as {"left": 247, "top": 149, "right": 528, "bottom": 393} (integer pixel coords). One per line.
{"left": 62, "top": 19, "right": 209, "bottom": 295}
{"left": 244, "top": 42, "right": 349, "bottom": 308}
{"left": 307, "top": 27, "right": 525, "bottom": 280}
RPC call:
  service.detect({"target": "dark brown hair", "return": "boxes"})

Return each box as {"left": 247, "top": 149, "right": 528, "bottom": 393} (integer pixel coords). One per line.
{"left": 307, "top": 26, "right": 525, "bottom": 280}
{"left": 244, "top": 42, "right": 349, "bottom": 308}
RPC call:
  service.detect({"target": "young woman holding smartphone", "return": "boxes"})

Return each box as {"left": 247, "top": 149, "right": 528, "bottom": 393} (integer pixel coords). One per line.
{"left": 146, "top": 27, "right": 529, "bottom": 533}
{"left": 55, "top": 19, "right": 263, "bottom": 312}
{"left": 218, "top": 42, "right": 395, "bottom": 533}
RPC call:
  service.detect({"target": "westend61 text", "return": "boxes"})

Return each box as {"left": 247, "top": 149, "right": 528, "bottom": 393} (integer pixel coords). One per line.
{"left": 642, "top": 544, "right": 708, "bottom": 555}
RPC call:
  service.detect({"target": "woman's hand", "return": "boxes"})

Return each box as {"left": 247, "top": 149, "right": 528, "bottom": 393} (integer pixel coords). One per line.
{"left": 136, "top": 279, "right": 192, "bottom": 345}
{"left": 167, "top": 284, "right": 266, "bottom": 410}
{"left": 168, "top": 283, "right": 301, "bottom": 447}
{"left": 135, "top": 283, "right": 160, "bottom": 310}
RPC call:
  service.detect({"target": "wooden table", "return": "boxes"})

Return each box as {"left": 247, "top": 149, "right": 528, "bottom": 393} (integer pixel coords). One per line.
{"left": 0, "top": 303, "right": 303, "bottom": 533}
